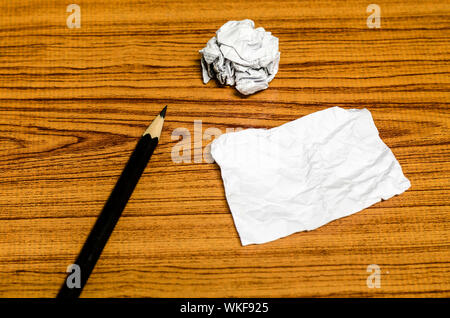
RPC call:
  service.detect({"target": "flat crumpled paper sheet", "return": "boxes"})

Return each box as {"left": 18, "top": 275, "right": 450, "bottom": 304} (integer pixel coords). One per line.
{"left": 199, "top": 19, "right": 280, "bottom": 95}
{"left": 211, "top": 107, "right": 411, "bottom": 246}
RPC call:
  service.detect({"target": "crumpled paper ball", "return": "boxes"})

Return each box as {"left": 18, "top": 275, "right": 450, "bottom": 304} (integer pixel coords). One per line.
{"left": 199, "top": 19, "right": 280, "bottom": 95}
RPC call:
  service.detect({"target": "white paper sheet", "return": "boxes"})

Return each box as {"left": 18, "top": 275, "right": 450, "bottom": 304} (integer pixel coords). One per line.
{"left": 211, "top": 107, "right": 411, "bottom": 246}
{"left": 199, "top": 19, "right": 280, "bottom": 95}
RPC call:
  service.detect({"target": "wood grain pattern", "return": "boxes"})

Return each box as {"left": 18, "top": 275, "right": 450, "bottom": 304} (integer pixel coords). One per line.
{"left": 0, "top": 0, "right": 449, "bottom": 297}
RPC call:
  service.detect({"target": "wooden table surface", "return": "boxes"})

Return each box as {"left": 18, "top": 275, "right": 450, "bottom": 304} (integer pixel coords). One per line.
{"left": 0, "top": 0, "right": 449, "bottom": 298}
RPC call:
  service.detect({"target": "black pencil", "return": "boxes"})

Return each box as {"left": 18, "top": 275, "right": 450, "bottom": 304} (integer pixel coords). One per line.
{"left": 57, "top": 106, "right": 167, "bottom": 298}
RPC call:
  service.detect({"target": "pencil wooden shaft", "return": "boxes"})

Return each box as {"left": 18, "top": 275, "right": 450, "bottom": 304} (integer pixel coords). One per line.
{"left": 57, "top": 134, "right": 159, "bottom": 298}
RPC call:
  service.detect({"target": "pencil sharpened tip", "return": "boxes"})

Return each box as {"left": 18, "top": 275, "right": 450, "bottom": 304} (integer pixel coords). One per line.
{"left": 143, "top": 106, "right": 166, "bottom": 138}
{"left": 160, "top": 105, "right": 167, "bottom": 118}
